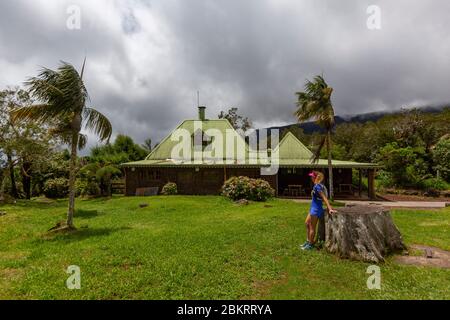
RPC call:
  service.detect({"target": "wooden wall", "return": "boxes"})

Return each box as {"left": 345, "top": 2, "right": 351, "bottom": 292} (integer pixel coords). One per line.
{"left": 125, "top": 166, "right": 360, "bottom": 197}
{"left": 125, "top": 167, "right": 277, "bottom": 196}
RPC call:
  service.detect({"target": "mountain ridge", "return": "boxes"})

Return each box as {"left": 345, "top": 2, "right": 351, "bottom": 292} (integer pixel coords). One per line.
{"left": 262, "top": 105, "right": 448, "bottom": 135}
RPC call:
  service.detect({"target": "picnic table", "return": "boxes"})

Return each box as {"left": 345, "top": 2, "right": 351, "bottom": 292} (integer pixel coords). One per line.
{"left": 283, "top": 185, "right": 305, "bottom": 197}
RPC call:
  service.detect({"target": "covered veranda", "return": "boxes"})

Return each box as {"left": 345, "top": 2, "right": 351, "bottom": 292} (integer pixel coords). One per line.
{"left": 276, "top": 161, "right": 380, "bottom": 200}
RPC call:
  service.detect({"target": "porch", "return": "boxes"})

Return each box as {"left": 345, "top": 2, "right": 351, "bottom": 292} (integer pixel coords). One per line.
{"left": 276, "top": 167, "right": 377, "bottom": 200}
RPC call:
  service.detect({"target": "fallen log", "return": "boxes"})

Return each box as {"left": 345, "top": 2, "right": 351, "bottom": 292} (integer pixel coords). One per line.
{"left": 325, "top": 204, "right": 406, "bottom": 263}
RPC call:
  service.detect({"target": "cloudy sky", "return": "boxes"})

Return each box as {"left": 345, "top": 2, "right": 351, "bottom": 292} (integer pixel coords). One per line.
{"left": 1, "top": 0, "right": 450, "bottom": 147}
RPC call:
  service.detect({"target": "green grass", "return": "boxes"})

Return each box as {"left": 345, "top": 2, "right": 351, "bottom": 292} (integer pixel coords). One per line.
{"left": 0, "top": 196, "right": 449, "bottom": 300}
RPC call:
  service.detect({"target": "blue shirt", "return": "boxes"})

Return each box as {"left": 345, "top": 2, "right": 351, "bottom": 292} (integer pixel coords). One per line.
{"left": 310, "top": 184, "right": 324, "bottom": 216}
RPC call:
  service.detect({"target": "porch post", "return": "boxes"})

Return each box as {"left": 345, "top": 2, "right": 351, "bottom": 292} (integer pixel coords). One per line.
{"left": 358, "top": 169, "right": 362, "bottom": 198}
{"left": 368, "top": 169, "right": 376, "bottom": 200}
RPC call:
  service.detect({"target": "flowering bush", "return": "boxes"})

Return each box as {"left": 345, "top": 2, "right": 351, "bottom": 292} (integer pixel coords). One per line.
{"left": 43, "top": 178, "right": 69, "bottom": 199}
{"left": 161, "top": 182, "right": 178, "bottom": 195}
{"left": 222, "top": 176, "right": 275, "bottom": 202}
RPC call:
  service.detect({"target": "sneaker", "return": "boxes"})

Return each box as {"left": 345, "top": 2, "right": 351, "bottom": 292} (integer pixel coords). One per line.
{"left": 300, "top": 241, "right": 309, "bottom": 249}
{"left": 301, "top": 243, "right": 315, "bottom": 251}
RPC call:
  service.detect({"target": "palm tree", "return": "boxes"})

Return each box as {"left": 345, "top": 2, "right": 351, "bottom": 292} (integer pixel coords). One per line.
{"left": 295, "top": 75, "right": 336, "bottom": 200}
{"left": 13, "top": 60, "right": 112, "bottom": 229}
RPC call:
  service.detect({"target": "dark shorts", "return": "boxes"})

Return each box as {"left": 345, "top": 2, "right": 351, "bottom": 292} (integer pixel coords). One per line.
{"left": 310, "top": 207, "right": 324, "bottom": 219}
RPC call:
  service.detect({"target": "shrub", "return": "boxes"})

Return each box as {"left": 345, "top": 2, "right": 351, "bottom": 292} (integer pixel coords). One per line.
{"left": 432, "top": 137, "right": 450, "bottom": 182}
{"left": 377, "top": 142, "right": 428, "bottom": 187}
{"left": 1, "top": 176, "right": 24, "bottom": 198}
{"left": 43, "top": 178, "right": 69, "bottom": 199}
{"left": 222, "top": 176, "right": 275, "bottom": 202}
{"left": 75, "top": 179, "right": 101, "bottom": 197}
{"left": 376, "top": 170, "right": 394, "bottom": 188}
{"left": 161, "top": 182, "right": 178, "bottom": 195}
{"left": 420, "top": 178, "right": 449, "bottom": 191}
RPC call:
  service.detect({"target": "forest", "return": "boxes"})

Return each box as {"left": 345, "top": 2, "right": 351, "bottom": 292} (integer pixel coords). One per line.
{"left": 277, "top": 107, "right": 450, "bottom": 194}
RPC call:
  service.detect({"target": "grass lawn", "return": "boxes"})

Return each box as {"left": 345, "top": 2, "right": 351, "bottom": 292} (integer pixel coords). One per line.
{"left": 0, "top": 196, "right": 449, "bottom": 300}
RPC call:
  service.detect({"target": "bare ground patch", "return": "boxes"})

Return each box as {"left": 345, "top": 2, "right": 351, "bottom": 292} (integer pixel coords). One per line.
{"left": 0, "top": 267, "right": 25, "bottom": 298}
{"left": 395, "top": 245, "right": 450, "bottom": 269}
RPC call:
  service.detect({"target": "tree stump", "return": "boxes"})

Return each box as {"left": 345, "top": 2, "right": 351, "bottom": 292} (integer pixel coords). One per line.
{"left": 325, "top": 204, "right": 406, "bottom": 263}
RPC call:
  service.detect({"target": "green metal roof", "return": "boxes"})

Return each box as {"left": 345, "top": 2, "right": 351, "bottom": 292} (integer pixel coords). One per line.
{"left": 277, "top": 159, "right": 381, "bottom": 169}
{"left": 273, "top": 131, "right": 313, "bottom": 159}
{"left": 145, "top": 119, "right": 249, "bottom": 161}
{"left": 122, "top": 119, "right": 380, "bottom": 169}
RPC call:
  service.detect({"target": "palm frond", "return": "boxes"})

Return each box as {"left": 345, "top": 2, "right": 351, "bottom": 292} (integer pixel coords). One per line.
{"left": 96, "top": 165, "right": 121, "bottom": 180}
{"left": 11, "top": 104, "right": 63, "bottom": 124}
{"left": 295, "top": 74, "right": 335, "bottom": 130}
{"left": 25, "top": 62, "right": 89, "bottom": 114}
{"left": 57, "top": 61, "right": 89, "bottom": 109}
{"left": 78, "top": 133, "right": 88, "bottom": 150}
{"left": 79, "top": 163, "right": 101, "bottom": 178}
{"left": 26, "top": 78, "right": 64, "bottom": 99}
{"left": 83, "top": 108, "right": 112, "bottom": 142}
{"left": 25, "top": 68, "right": 66, "bottom": 110}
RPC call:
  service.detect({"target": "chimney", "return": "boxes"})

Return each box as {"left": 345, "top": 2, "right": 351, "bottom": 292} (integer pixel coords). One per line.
{"left": 198, "top": 106, "right": 206, "bottom": 121}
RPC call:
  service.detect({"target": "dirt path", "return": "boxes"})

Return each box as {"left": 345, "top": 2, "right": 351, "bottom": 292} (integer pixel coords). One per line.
{"left": 395, "top": 245, "right": 450, "bottom": 269}
{"left": 344, "top": 200, "right": 448, "bottom": 209}
{"left": 292, "top": 199, "right": 449, "bottom": 209}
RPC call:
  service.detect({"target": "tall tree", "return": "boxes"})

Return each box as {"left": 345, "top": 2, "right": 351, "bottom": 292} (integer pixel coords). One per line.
{"left": 91, "top": 134, "right": 147, "bottom": 163}
{"left": 13, "top": 61, "right": 112, "bottom": 229}
{"left": 295, "top": 75, "right": 336, "bottom": 200}
{"left": 0, "top": 89, "right": 23, "bottom": 198}
{"left": 218, "top": 107, "right": 252, "bottom": 132}
{"left": 1, "top": 88, "right": 52, "bottom": 199}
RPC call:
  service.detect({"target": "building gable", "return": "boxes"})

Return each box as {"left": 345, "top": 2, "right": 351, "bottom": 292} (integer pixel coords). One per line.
{"left": 273, "top": 132, "right": 313, "bottom": 160}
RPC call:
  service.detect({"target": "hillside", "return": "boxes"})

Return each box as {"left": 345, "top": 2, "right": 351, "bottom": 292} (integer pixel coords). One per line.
{"left": 263, "top": 105, "right": 447, "bottom": 135}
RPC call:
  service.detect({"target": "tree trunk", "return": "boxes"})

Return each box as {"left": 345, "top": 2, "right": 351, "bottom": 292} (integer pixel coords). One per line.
{"left": 317, "top": 131, "right": 334, "bottom": 243}
{"left": 67, "top": 130, "right": 79, "bottom": 229}
{"left": 21, "top": 161, "right": 32, "bottom": 200}
{"left": 325, "top": 204, "right": 406, "bottom": 263}
{"left": 326, "top": 131, "right": 334, "bottom": 201}
{"left": 7, "top": 154, "right": 19, "bottom": 199}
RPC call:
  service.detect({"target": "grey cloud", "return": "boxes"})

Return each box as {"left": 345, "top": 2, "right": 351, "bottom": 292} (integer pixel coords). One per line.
{"left": 1, "top": 0, "right": 449, "bottom": 147}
